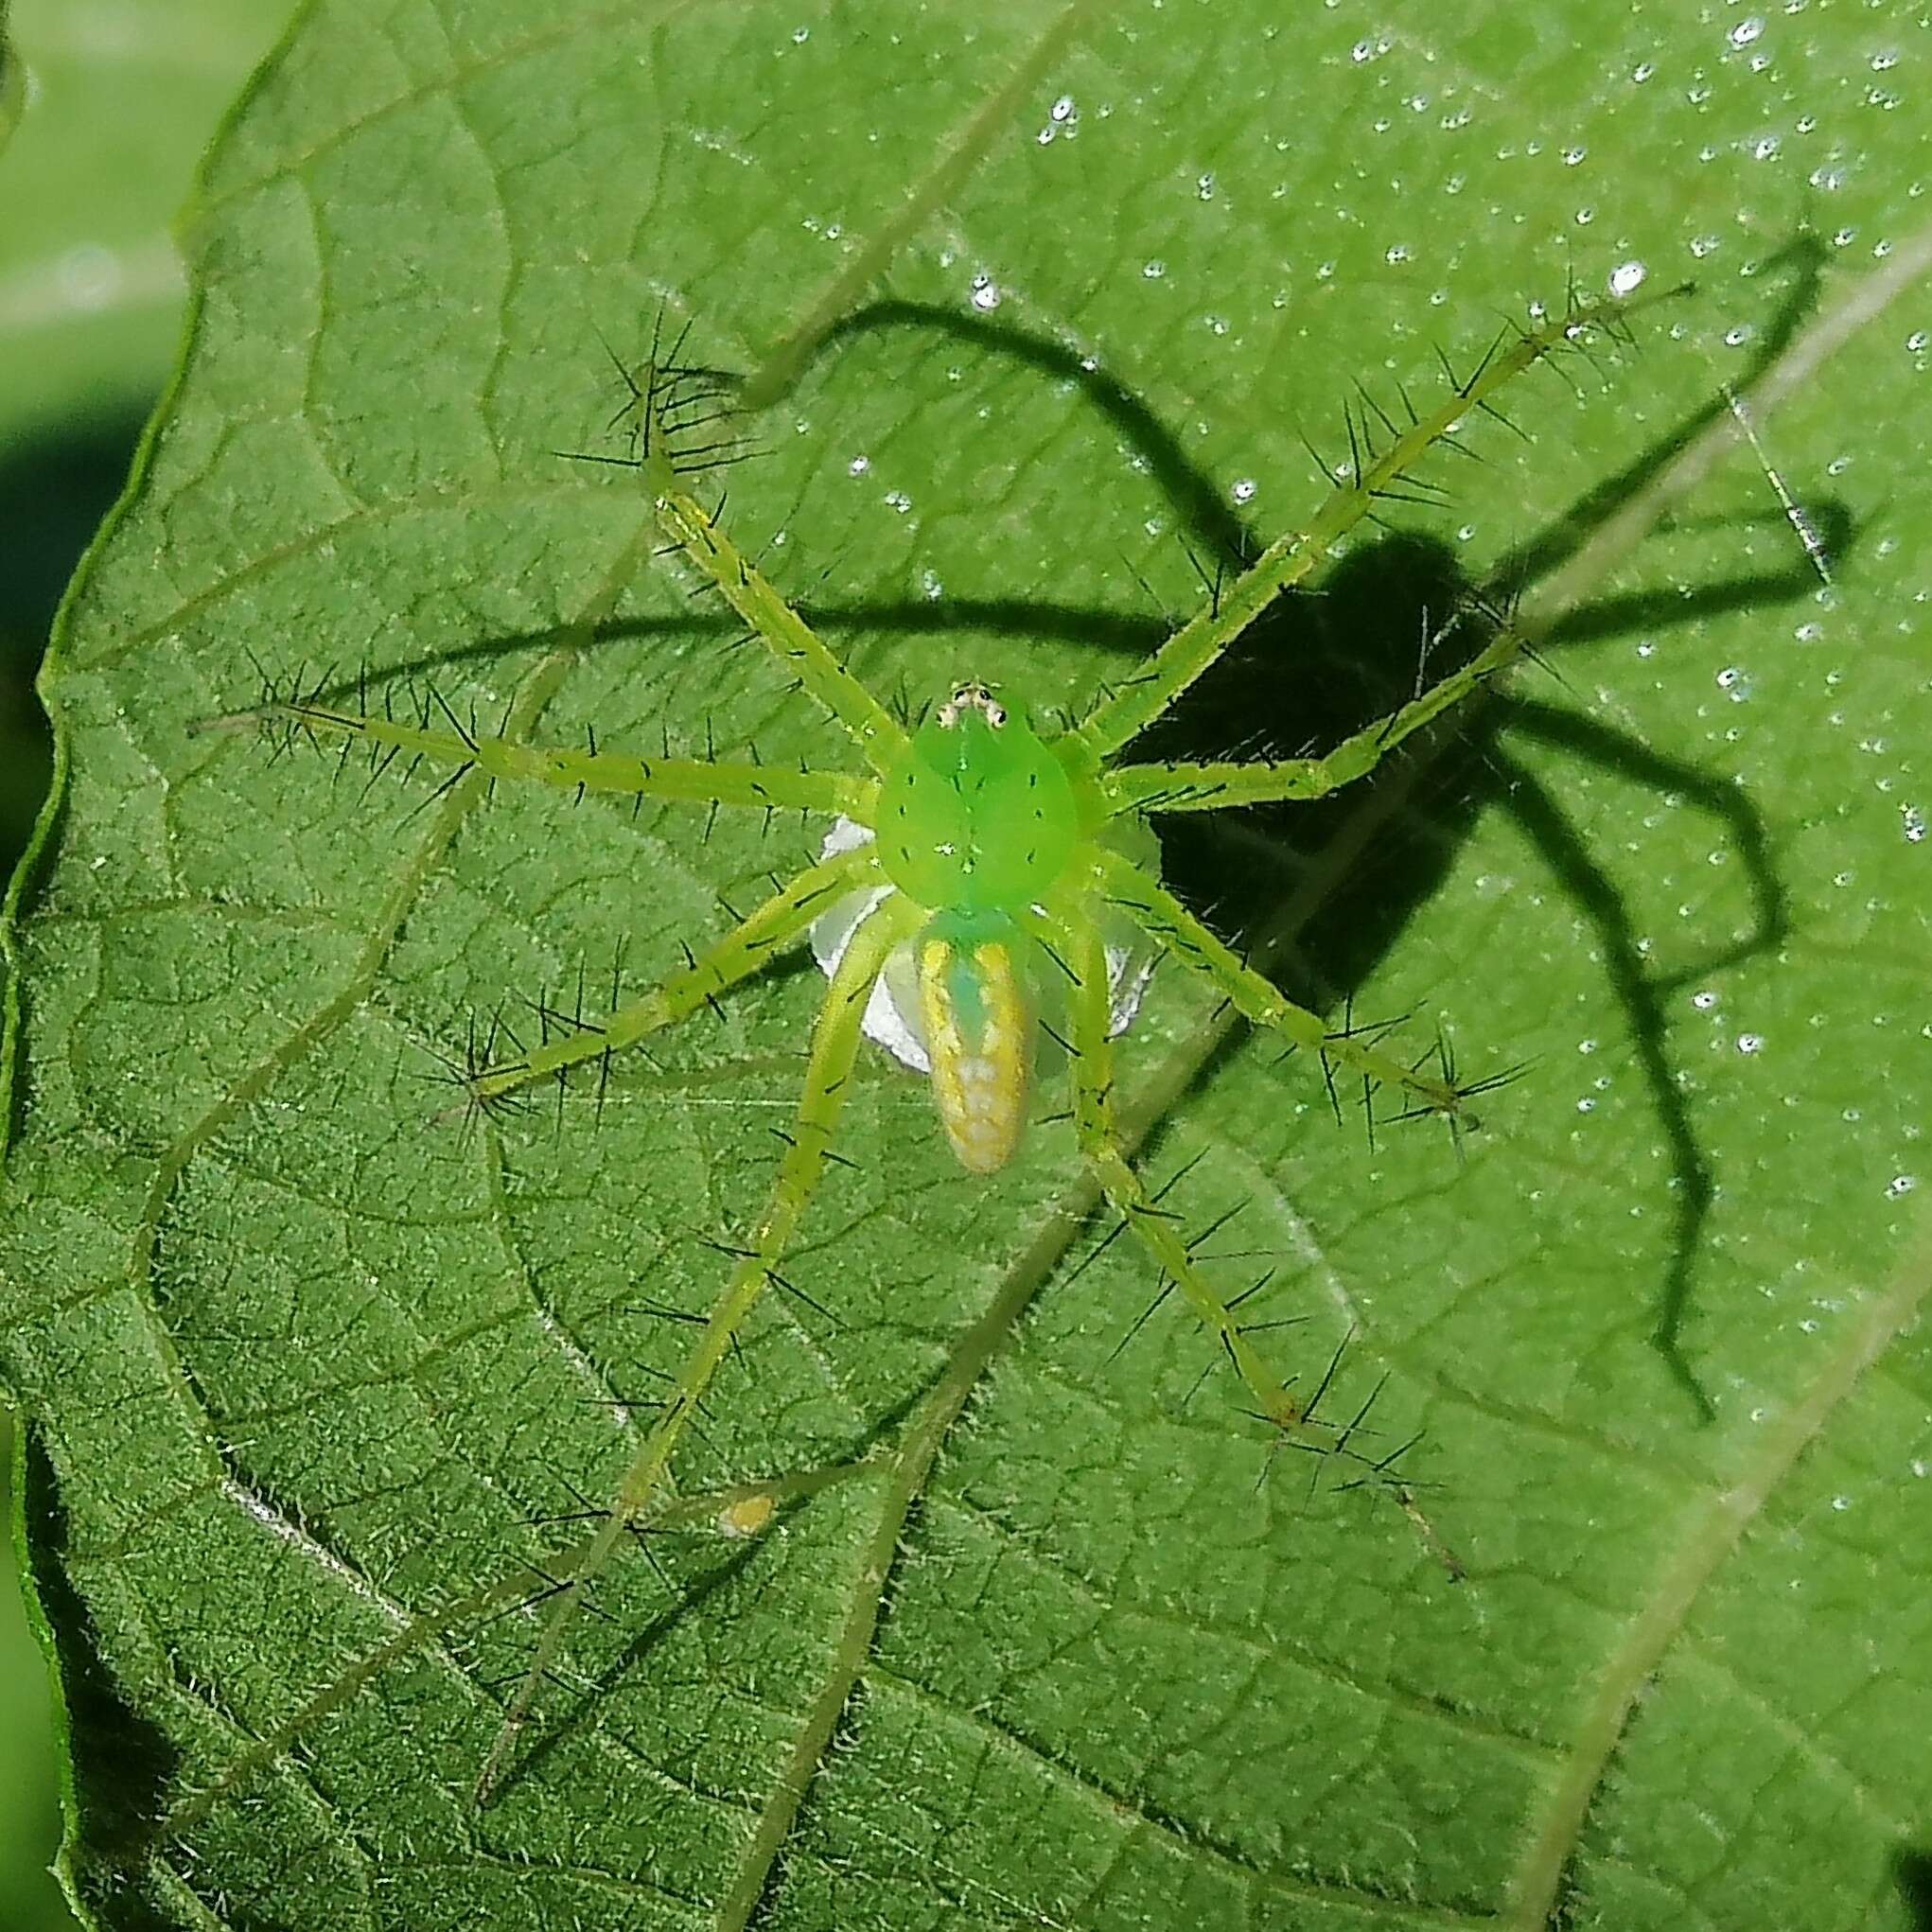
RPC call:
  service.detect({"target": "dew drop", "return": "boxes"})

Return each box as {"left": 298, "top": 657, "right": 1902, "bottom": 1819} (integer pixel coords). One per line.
{"left": 1728, "top": 15, "right": 1765, "bottom": 46}
{"left": 1903, "top": 803, "right": 1927, "bottom": 843}
{"left": 1609, "top": 259, "right": 1648, "bottom": 296}
{"left": 1737, "top": 1033, "right": 1765, "bottom": 1054}
{"left": 1886, "top": 1174, "right": 1918, "bottom": 1199}
{"left": 1231, "top": 478, "right": 1257, "bottom": 504}
{"left": 969, "top": 272, "right": 1001, "bottom": 312}
{"left": 1143, "top": 259, "right": 1167, "bottom": 280}
{"left": 848, "top": 454, "right": 871, "bottom": 476}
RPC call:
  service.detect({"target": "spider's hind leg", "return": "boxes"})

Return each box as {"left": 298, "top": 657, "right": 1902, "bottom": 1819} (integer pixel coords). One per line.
{"left": 471, "top": 887, "right": 921, "bottom": 1804}
{"left": 1050, "top": 901, "right": 1453, "bottom": 1561}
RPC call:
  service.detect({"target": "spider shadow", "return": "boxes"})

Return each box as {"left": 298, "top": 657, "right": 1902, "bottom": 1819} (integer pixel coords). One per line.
{"left": 1130, "top": 527, "right": 1807, "bottom": 1423}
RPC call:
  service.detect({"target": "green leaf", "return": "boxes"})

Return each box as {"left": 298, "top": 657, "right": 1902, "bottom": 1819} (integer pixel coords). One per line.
{"left": 0, "top": 7, "right": 295, "bottom": 1931}
{"left": 4, "top": 6, "right": 1930, "bottom": 1930}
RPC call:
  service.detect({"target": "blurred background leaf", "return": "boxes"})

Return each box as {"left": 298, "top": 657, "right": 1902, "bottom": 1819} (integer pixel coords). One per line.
{"left": 0, "top": 4, "right": 291, "bottom": 1927}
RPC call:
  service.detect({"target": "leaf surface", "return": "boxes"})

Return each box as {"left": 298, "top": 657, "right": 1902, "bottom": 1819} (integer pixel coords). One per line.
{"left": 3, "top": 5, "right": 1930, "bottom": 1930}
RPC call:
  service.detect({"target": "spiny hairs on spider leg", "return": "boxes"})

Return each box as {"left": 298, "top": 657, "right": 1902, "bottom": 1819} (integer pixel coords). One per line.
{"left": 224, "top": 281, "right": 1686, "bottom": 1802}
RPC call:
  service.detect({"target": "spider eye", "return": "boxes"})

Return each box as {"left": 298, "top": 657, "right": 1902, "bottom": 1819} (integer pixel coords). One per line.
{"left": 940, "top": 682, "right": 1005, "bottom": 729}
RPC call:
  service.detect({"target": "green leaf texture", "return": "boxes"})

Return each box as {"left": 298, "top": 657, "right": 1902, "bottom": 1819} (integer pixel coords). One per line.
{"left": 3, "top": 4, "right": 1929, "bottom": 1928}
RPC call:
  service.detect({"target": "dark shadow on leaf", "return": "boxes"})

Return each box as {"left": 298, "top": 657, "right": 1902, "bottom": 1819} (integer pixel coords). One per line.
{"left": 0, "top": 403, "right": 150, "bottom": 874}
{"left": 19, "top": 1426, "right": 180, "bottom": 1890}
{"left": 1896, "top": 1845, "right": 1932, "bottom": 1932}
{"left": 812, "top": 296, "right": 1249, "bottom": 558}
{"left": 779, "top": 263, "right": 1831, "bottom": 1422}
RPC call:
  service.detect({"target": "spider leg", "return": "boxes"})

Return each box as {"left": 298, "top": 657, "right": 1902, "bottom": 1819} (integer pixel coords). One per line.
{"left": 238, "top": 686, "right": 875, "bottom": 820}
{"left": 1071, "top": 287, "right": 1686, "bottom": 764}
{"left": 1050, "top": 901, "right": 1402, "bottom": 1469}
{"left": 1102, "top": 592, "right": 1528, "bottom": 816}
{"left": 472, "top": 887, "right": 920, "bottom": 1804}
{"left": 1088, "top": 848, "right": 1467, "bottom": 1121}
{"left": 647, "top": 477, "right": 909, "bottom": 774}
{"left": 461, "top": 845, "right": 882, "bottom": 1111}
{"left": 575, "top": 353, "right": 909, "bottom": 773}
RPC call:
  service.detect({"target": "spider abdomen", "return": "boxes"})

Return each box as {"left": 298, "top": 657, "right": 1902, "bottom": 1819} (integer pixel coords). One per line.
{"left": 914, "top": 915, "right": 1032, "bottom": 1174}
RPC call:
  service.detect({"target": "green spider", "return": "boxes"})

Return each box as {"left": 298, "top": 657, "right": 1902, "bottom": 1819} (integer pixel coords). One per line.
{"left": 259, "top": 289, "right": 1654, "bottom": 1799}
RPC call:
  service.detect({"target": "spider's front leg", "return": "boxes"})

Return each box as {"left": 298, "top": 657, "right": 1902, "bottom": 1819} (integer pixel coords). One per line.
{"left": 215, "top": 678, "right": 874, "bottom": 821}
{"left": 1101, "top": 594, "right": 1531, "bottom": 817}
{"left": 1070, "top": 287, "right": 1683, "bottom": 764}
{"left": 472, "top": 886, "right": 921, "bottom": 1804}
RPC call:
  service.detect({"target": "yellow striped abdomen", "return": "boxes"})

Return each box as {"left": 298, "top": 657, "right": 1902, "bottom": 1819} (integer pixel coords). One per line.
{"left": 915, "top": 924, "right": 1031, "bottom": 1175}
